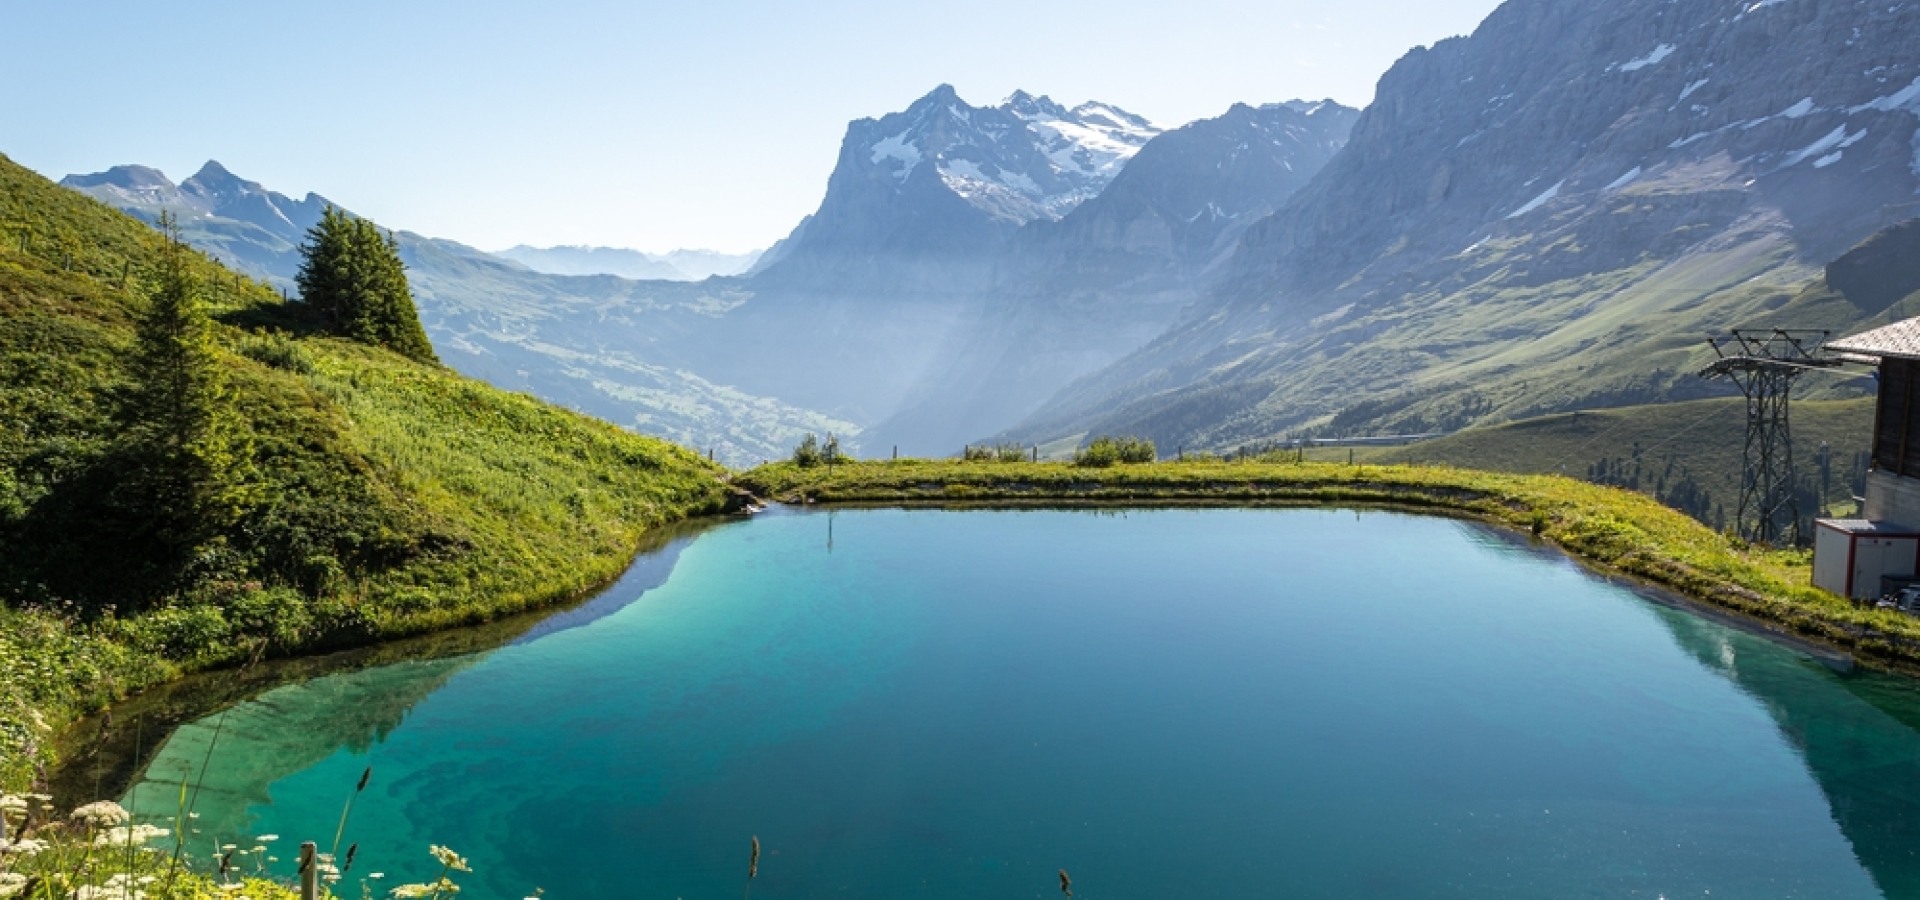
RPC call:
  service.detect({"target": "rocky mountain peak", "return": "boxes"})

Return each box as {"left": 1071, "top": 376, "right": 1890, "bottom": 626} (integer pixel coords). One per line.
{"left": 752, "top": 85, "right": 1163, "bottom": 290}
{"left": 61, "top": 164, "right": 173, "bottom": 191}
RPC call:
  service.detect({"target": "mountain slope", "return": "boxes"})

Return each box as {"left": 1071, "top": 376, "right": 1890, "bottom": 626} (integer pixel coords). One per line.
{"left": 0, "top": 151, "right": 729, "bottom": 781}
{"left": 64, "top": 163, "right": 848, "bottom": 465}
{"left": 490, "top": 245, "right": 764, "bottom": 281}
{"left": 863, "top": 100, "right": 1359, "bottom": 454}
{"left": 493, "top": 244, "right": 689, "bottom": 279}
{"left": 1008, "top": 0, "right": 1920, "bottom": 451}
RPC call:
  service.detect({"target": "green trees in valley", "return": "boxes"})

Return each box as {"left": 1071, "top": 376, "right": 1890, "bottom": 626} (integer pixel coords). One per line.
{"left": 296, "top": 205, "right": 437, "bottom": 363}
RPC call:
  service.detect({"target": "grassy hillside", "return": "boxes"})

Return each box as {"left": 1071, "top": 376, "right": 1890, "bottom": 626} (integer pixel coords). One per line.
{"left": 739, "top": 459, "right": 1920, "bottom": 671}
{"left": 1360, "top": 397, "right": 1877, "bottom": 526}
{"left": 0, "top": 152, "right": 731, "bottom": 788}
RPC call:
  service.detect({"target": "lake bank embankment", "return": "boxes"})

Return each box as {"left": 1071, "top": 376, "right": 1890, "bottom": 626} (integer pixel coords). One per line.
{"left": 739, "top": 459, "right": 1920, "bottom": 672}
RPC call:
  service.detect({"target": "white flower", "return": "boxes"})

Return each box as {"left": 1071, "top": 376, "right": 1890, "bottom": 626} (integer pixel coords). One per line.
{"left": 0, "top": 838, "right": 47, "bottom": 856}
{"left": 0, "top": 872, "right": 26, "bottom": 899}
{"left": 256, "top": 834, "right": 279, "bottom": 842}
{"left": 93, "top": 823, "right": 169, "bottom": 846}
{"left": 70, "top": 800, "right": 129, "bottom": 828}
{"left": 429, "top": 845, "right": 471, "bottom": 872}
{"left": 0, "top": 795, "right": 25, "bottom": 814}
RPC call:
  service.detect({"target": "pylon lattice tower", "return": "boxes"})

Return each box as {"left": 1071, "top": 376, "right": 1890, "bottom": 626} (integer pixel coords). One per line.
{"left": 1699, "top": 329, "right": 1837, "bottom": 546}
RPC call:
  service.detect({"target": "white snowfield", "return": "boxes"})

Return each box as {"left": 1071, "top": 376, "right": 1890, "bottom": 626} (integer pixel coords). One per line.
{"left": 863, "top": 89, "right": 1164, "bottom": 222}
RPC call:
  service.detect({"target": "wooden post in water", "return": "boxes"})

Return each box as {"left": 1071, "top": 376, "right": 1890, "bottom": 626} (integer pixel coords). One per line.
{"left": 299, "top": 842, "right": 318, "bottom": 900}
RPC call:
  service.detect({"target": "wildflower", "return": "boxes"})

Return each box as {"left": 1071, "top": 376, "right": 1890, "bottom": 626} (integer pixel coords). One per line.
{"left": 256, "top": 834, "right": 279, "bottom": 842}
{"left": 389, "top": 884, "right": 437, "bottom": 899}
{"left": 93, "top": 823, "right": 169, "bottom": 846}
{"left": 70, "top": 801, "right": 129, "bottom": 828}
{"left": 429, "top": 845, "right": 471, "bottom": 873}
{"left": 0, "top": 838, "right": 46, "bottom": 855}
{"left": 0, "top": 795, "right": 24, "bottom": 815}
{"left": 0, "top": 873, "right": 25, "bottom": 898}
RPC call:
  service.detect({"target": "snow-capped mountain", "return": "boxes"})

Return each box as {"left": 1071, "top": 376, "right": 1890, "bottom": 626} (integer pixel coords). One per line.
{"left": 751, "top": 85, "right": 1160, "bottom": 292}
{"left": 861, "top": 99, "right": 1359, "bottom": 454}
{"left": 862, "top": 86, "right": 1160, "bottom": 224}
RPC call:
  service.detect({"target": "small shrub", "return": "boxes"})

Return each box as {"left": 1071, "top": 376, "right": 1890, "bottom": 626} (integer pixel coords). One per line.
{"left": 234, "top": 329, "right": 315, "bottom": 374}
{"left": 1075, "top": 435, "right": 1156, "bottom": 467}
{"left": 792, "top": 433, "right": 822, "bottom": 467}
{"left": 961, "top": 445, "right": 995, "bottom": 462}
{"left": 994, "top": 442, "right": 1029, "bottom": 463}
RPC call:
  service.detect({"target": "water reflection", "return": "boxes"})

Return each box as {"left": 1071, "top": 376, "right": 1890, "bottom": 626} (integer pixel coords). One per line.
{"left": 51, "top": 517, "right": 727, "bottom": 811}
{"left": 1654, "top": 606, "right": 1920, "bottom": 898}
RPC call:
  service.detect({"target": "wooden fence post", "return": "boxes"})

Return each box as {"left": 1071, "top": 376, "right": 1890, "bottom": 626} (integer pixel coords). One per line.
{"left": 300, "top": 841, "right": 318, "bottom": 900}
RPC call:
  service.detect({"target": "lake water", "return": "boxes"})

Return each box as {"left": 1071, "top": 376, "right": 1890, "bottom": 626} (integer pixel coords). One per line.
{"left": 124, "top": 508, "right": 1920, "bottom": 899}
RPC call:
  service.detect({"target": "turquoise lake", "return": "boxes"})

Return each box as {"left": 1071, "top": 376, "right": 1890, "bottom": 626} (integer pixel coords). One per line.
{"left": 125, "top": 508, "right": 1920, "bottom": 898}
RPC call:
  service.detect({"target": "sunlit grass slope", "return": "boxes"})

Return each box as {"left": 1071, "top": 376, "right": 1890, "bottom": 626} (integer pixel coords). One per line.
{"left": 1362, "top": 397, "right": 1877, "bottom": 521}
{"left": 0, "top": 152, "right": 730, "bottom": 788}
{"left": 741, "top": 458, "right": 1920, "bottom": 671}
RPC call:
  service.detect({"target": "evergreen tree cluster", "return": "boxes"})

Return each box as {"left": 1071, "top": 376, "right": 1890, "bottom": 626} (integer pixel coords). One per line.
{"left": 295, "top": 206, "right": 437, "bottom": 363}
{"left": 121, "top": 214, "right": 256, "bottom": 548}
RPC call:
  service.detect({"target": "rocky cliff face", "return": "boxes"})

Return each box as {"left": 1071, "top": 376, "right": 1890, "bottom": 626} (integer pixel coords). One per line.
{"left": 1009, "top": 0, "right": 1920, "bottom": 451}
{"left": 750, "top": 85, "right": 1160, "bottom": 295}
{"left": 862, "top": 100, "right": 1359, "bottom": 454}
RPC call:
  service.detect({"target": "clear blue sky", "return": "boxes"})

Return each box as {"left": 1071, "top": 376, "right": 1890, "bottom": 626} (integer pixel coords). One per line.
{"left": 2, "top": 0, "right": 1502, "bottom": 254}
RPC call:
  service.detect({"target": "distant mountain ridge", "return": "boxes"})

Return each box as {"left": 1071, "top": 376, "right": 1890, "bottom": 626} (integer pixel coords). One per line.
{"left": 61, "top": 162, "right": 329, "bottom": 286}
{"left": 62, "top": 85, "right": 1363, "bottom": 459}
{"left": 61, "top": 162, "right": 852, "bottom": 466}
{"left": 1002, "top": 0, "right": 1920, "bottom": 452}
{"left": 492, "top": 245, "right": 762, "bottom": 281}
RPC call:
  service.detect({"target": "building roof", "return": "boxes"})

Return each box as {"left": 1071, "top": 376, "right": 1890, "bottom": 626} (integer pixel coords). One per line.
{"left": 1817, "top": 518, "right": 1920, "bottom": 535}
{"left": 1826, "top": 317, "right": 1920, "bottom": 361}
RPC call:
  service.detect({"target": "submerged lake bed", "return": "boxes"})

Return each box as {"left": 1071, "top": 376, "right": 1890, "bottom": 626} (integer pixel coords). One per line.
{"left": 126, "top": 508, "right": 1920, "bottom": 898}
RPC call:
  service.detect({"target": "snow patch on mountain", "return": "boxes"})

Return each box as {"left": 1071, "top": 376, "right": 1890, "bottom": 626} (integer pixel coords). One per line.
{"left": 1617, "top": 44, "right": 1676, "bottom": 72}
{"left": 1506, "top": 180, "right": 1564, "bottom": 219}
{"left": 855, "top": 86, "right": 1163, "bottom": 224}
{"left": 1851, "top": 76, "right": 1920, "bottom": 114}
{"left": 870, "top": 130, "right": 922, "bottom": 181}
{"left": 1011, "top": 97, "right": 1159, "bottom": 186}
{"left": 1604, "top": 167, "right": 1643, "bottom": 191}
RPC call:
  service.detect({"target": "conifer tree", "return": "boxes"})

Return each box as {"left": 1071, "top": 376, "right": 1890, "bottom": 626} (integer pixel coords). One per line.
{"left": 296, "top": 205, "right": 438, "bottom": 363}
{"left": 122, "top": 213, "right": 255, "bottom": 544}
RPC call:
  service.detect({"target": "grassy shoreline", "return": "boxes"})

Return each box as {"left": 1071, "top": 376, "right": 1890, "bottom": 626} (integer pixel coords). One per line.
{"left": 739, "top": 458, "right": 1920, "bottom": 672}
